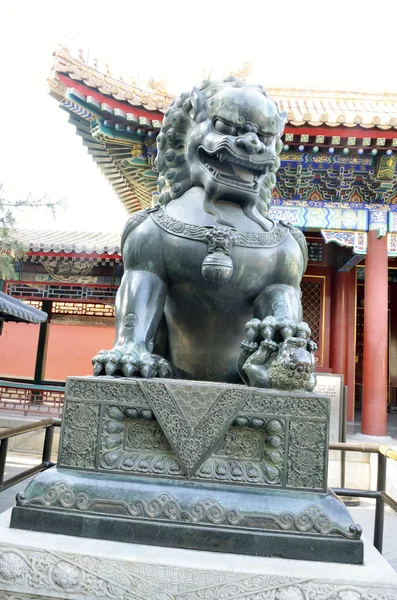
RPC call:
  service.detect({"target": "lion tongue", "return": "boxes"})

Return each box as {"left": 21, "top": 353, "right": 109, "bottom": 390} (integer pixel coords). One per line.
{"left": 230, "top": 163, "right": 254, "bottom": 183}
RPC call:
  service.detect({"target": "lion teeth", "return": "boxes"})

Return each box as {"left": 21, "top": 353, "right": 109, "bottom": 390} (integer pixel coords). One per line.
{"left": 204, "top": 157, "right": 260, "bottom": 188}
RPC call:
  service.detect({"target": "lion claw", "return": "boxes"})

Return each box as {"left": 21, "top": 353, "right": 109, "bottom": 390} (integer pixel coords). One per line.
{"left": 92, "top": 345, "right": 172, "bottom": 379}
{"left": 239, "top": 317, "right": 316, "bottom": 388}
{"left": 93, "top": 362, "right": 104, "bottom": 376}
{"left": 140, "top": 361, "right": 157, "bottom": 378}
{"left": 260, "top": 339, "right": 278, "bottom": 352}
{"left": 120, "top": 354, "right": 138, "bottom": 377}
{"left": 105, "top": 362, "right": 118, "bottom": 376}
{"left": 307, "top": 340, "right": 318, "bottom": 353}
{"left": 121, "top": 363, "right": 138, "bottom": 377}
{"left": 157, "top": 358, "right": 173, "bottom": 378}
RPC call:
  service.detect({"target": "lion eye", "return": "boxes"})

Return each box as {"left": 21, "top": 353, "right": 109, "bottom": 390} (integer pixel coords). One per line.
{"left": 213, "top": 119, "right": 237, "bottom": 136}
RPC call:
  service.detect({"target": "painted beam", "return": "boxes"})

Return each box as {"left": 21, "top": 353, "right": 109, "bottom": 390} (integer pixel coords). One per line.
{"left": 337, "top": 253, "right": 364, "bottom": 272}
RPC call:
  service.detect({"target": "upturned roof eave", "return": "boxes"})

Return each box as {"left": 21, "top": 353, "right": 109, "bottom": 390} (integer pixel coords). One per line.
{"left": 0, "top": 291, "right": 48, "bottom": 324}
{"left": 49, "top": 48, "right": 397, "bottom": 131}
{"left": 3, "top": 229, "right": 122, "bottom": 257}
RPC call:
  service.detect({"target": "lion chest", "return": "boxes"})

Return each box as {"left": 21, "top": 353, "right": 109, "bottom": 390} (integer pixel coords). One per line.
{"left": 162, "top": 233, "right": 300, "bottom": 302}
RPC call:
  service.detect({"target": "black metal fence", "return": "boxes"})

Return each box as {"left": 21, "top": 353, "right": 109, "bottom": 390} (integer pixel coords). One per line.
{"left": 330, "top": 441, "right": 397, "bottom": 553}
{"left": 0, "top": 418, "right": 61, "bottom": 491}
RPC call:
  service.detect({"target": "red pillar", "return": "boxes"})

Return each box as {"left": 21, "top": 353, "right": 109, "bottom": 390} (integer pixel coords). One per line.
{"left": 330, "top": 269, "right": 356, "bottom": 422}
{"left": 362, "top": 231, "right": 388, "bottom": 435}
{"left": 345, "top": 268, "right": 358, "bottom": 423}
{"left": 389, "top": 283, "right": 397, "bottom": 408}
{"left": 330, "top": 271, "right": 348, "bottom": 373}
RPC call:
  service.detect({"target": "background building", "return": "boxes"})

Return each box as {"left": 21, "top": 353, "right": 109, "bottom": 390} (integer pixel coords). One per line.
{"left": 2, "top": 48, "right": 397, "bottom": 434}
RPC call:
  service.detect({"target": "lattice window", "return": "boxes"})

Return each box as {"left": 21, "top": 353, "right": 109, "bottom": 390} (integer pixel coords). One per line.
{"left": 52, "top": 302, "right": 115, "bottom": 318}
{"left": 21, "top": 300, "right": 43, "bottom": 311}
{"left": 5, "top": 282, "right": 117, "bottom": 302}
{"left": 301, "top": 280, "right": 321, "bottom": 348}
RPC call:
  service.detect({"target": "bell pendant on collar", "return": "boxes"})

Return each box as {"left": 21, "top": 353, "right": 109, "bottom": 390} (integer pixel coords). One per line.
{"left": 201, "top": 251, "right": 234, "bottom": 284}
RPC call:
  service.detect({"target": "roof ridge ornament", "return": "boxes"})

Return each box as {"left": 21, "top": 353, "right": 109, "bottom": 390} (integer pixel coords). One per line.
{"left": 230, "top": 62, "right": 252, "bottom": 82}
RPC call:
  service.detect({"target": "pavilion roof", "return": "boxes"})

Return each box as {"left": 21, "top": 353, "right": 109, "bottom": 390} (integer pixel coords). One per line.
{"left": 50, "top": 48, "right": 397, "bottom": 130}
{"left": 48, "top": 48, "right": 397, "bottom": 215}
{"left": 49, "top": 48, "right": 173, "bottom": 113}
{"left": 12, "top": 228, "right": 121, "bottom": 256}
{"left": 271, "top": 88, "right": 397, "bottom": 130}
{"left": 0, "top": 291, "right": 47, "bottom": 325}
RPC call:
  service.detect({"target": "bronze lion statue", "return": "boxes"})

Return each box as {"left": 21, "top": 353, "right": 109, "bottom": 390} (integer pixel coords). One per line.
{"left": 93, "top": 77, "right": 316, "bottom": 390}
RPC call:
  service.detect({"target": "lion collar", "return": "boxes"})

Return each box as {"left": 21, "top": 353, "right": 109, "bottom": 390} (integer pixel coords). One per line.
{"left": 150, "top": 206, "right": 290, "bottom": 249}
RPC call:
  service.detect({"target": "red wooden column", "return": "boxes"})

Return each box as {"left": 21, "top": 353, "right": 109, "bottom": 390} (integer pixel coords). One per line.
{"left": 330, "top": 268, "right": 356, "bottom": 422}
{"left": 389, "top": 283, "right": 397, "bottom": 409}
{"left": 330, "top": 271, "right": 348, "bottom": 373}
{"left": 345, "top": 268, "right": 358, "bottom": 422}
{"left": 362, "top": 230, "right": 388, "bottom": 435}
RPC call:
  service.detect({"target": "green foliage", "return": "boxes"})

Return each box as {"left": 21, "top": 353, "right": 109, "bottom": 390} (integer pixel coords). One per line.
{"left": 0, "top": 185, "right": 64, "bottom": 280}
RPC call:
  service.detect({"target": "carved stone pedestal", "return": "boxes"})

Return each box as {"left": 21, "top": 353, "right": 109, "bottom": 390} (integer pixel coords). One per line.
{"left": 11, "top": 377, "right": 363, "bottom": 564}
{"left": 1, "top": 510, "right": 396, "bottom": 600}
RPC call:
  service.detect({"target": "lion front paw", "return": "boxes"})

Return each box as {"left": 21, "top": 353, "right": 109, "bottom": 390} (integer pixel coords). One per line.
{"left": 92, "top": 346, "right": 173, "bottom": 379}
{"left": 240, "top": 316, "right": 317, "bottom": 391}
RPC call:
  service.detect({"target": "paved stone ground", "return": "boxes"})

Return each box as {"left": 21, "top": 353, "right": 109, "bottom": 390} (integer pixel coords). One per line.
{"left": 2, "top": 414, "right": 397, "bottom": 570}
{"left": 349, "top": 499, "right": 397, "bottom": 570}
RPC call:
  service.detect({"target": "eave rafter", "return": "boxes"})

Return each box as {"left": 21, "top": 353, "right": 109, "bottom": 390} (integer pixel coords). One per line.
{"left": 48, "top": 47, "right": 397, "bottom": 216}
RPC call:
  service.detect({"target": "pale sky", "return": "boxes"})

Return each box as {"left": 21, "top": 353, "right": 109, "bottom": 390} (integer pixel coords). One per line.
{"left": 0, "top": 0, "right": 396, "bottom": 233}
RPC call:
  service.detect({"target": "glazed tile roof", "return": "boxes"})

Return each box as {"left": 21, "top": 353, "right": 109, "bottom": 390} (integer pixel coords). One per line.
{"left": 269, "top": 88, "right": 397, "bottom": 130}
{"left": 48, "top": 49, "right": 397, "bottom": 216}
{"left": 50, "top": 48, "right": 397, "bottom": 130}
{"left": 50, "top": 48, "right": 172, "bottom": 114}
{"left": 11, "top": 229, "right": 122, "bottom": 255}
{"left": 0, "top": 291, "right": 47, "bottom": 324}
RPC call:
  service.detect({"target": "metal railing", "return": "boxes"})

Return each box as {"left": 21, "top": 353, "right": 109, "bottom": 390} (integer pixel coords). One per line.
{"left": 0, "top": 418, "right": 61, "bottom": 491}
{"left": 330, "top": 441, "right": 397, "bottom": 553}
{"left": 0, "top": 380, "right": 65, "bottom": 415}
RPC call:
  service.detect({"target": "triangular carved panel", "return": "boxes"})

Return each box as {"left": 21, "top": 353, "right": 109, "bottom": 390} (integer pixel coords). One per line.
{"left": 139, "top": 381, "right": 249, "bottom": 477}
{"left": 168, "top": 385, "right": 223, "bottom": 430}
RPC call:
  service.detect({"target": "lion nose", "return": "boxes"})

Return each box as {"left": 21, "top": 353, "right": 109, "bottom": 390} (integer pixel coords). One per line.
{"left": 236, "top": 134, "right": 264, "bottom": 155}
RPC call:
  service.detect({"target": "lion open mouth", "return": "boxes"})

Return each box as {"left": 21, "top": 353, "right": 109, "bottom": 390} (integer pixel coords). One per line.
{"left": 198, "top": 147, "right": 271, "bottom": 189}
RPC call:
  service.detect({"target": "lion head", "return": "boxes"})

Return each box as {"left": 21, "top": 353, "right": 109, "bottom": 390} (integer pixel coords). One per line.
{"left": 155, "top": 77, "right": 286, "bottom": 216}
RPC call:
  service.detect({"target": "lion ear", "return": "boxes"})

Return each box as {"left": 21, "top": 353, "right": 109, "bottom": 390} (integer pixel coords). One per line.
{"left": 191, "top": 87, "right": 207, "bottom": 123}
{"left": 278, "top": 111, "right": 287, "bottom": 135}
